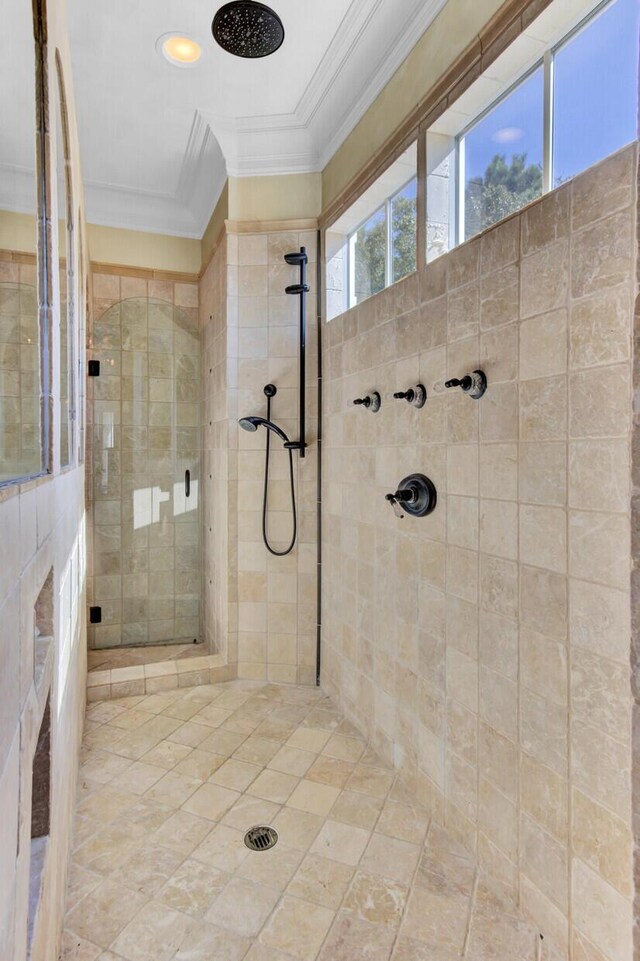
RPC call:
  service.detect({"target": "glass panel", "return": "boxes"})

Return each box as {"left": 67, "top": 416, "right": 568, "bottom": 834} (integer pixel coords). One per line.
{"left": 426, "top": 133, "right": 455, "bottom": 263}
{"left": 350, "top": 206, "right": 386, "bottom": 306}
{"left": 55, "top": 68, "right": 73, "bottom": 467}
{"left": 462, "top": 66, "right": 544, "bottom": 242}
{"left": 553, "top": 0, "right": 639, "bottom": 187}
{"left": 391, "top": 178, "right": 417, "bottom": 284}
{"left": 89, "top": 296, "right": 202, "bottom": 649}
{"left": 0, "top": 0, "right": 41, "bottom": 482}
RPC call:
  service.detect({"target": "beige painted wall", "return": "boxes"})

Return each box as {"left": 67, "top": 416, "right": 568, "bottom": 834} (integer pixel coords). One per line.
{"left": 321, "top": 145, "right": 637, "bottom": 961}
{"left": 228, "top": 173, "right": 322, "bottom": 224}
{"left": 0, "top": 210, "right": 37, "bottom": 254}
{"left": 1, "top": 0, "right": 90, "bottom": 959}
{"left": 88, "top": 223, "right": 201, "bottom": 275}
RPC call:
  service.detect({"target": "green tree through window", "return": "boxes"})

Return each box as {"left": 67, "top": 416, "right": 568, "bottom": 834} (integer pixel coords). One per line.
{"left": 465, "top": 152, "right": 543, "bottom": 238}
{"left": 352, "top": 182, "right": 417, "bottom": 305}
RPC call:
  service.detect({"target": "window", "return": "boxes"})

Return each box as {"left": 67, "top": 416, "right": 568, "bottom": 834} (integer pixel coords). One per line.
{"left": 326, "top": 141, "right": 417, "bottom": 318}
{"left": 391, "top": 178, "right": 417, "bottom": 284}
{"left": 553, "top": 0, "right": 639, "bottom": 186}
{"left": 350, "top": 206, "right": 386, "bottom": 304}
{"left": 426, "top": 0, "right": 639, "bottom": 259}
{"left": 348, "top": 179, "right": 417, "bottom": 305}
{"left": 461, "top": 67, "right": 544, "bottom": 241}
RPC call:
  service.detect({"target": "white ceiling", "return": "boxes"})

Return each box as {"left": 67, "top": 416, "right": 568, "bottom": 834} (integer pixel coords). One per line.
{"left": 60, "top": 0, "right": 448, "bottom": 237}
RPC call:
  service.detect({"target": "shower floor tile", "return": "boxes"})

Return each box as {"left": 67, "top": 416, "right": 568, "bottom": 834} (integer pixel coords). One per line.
{"left": 62, "top": 681, "right": 538, "bottom": 961}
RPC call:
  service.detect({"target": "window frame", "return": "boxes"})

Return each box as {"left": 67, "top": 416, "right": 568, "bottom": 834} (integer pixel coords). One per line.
{"left": 346, "top": 173, "right": 418, "bottom": 309}
{"left": 453, "top": 0, "right": 626, "bottom": 246}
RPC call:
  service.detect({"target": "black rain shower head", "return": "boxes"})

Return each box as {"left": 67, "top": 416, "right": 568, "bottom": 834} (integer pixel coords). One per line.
{"left": 212, "top": 2, "right": 285, "bottom": 59}
{"left": 239, "top": 415, "right": 291, "bottom": 445}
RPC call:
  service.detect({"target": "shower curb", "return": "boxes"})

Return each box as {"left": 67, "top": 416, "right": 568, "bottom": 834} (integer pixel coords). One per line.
{"left": 86, "top": 653, "right": 235, "bottom": 702}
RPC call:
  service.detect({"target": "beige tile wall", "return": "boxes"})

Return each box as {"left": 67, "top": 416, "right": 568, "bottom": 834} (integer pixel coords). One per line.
{"left": 321, "top": 144, "right": 637, "bottom": 961}
{"left": 200, "top": 237, "right": 230, "bottom": 663}
{"left": 199, "top": 226, "right": 319, "bottom": 685}
{"left": 87, "top": 271, "right": 201, "bottom": 651}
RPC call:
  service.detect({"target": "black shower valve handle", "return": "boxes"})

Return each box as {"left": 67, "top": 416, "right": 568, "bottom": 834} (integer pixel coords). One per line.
{"left": 393, "top": 384, "right": 426, "bottom": 408}
{"left": 444, "top": 369, "right": 487, "bottom": 400}
{"left": 352, "top": 391, "right": 381, "bottom": 412}
{"left": 385, "top": 491, "right": 410, "bottom": 519}
{"left": 444, "top": 376, "right": 471, "bottom": 391}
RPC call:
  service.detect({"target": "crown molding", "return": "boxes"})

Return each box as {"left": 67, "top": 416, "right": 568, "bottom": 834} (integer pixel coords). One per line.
{"left": 72, "top": 0, "right": 448, "bottom": 237}
{"left": 83, "top": 178, "right": 202, "bottom": 238}
{"left": 176, "top": 112, "right": 228, "bottom": 236}
{"left": 316, "top": 0, "right": 449, "bottom": 168}
{"left": 205, "top": 0, "right": 448, "bottom": 177}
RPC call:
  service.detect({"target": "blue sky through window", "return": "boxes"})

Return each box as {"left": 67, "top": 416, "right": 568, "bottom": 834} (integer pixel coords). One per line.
{"left": 464, "top": 67, "right": 544, "bottom": 186}
{"left": 462, "top": 0, "right": 639, "bottom": 191}
{"left": 553, "top": 0, "right": 639, "bottom": 184}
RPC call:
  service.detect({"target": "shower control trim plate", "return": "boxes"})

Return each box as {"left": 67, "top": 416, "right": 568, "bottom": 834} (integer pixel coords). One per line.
{"left": 386, "top": 474, "right": 437, "bottom": 519}
{"left": 444, "top": 369, "right": 487, "bottom": 400}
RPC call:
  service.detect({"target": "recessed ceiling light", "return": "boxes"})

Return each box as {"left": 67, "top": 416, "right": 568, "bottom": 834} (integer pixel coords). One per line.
{"left": 157, "top": 33, "right": 202, "bottom": 67}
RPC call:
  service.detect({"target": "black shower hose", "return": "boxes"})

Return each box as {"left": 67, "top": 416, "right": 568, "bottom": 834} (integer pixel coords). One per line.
{"left": 262, "top": 426, "right": 297, "bottom": 556}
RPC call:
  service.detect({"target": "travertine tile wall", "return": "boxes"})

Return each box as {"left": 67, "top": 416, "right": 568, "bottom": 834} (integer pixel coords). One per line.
{"left": 232, "top": 228, "right": 318, "bottom": 685}
{"left": 0, "top": 252, "right": 41, "bottom": 480}
{"left": 200, "top": 237, "right": 230, "bottom": 663}
{"left": 87, "top": 271, "right": 201, "bottom": 651}
{"left": 199, "top": 226, "right": 319, "bottom": 685}
{"left": 321, "top": 145, "right": 637, "bottom": 961}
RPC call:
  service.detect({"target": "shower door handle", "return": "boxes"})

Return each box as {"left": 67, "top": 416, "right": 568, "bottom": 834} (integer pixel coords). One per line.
{"left": 185, "top": 470, "right": 191, "bottom": 498}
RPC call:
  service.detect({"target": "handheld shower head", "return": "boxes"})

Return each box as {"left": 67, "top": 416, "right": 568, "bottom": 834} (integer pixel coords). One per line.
{"left": 238, "top": 415, "right": 291, "bottom": 445}
{"left": 239, "top": 416, "right": 260, "bottom": 433}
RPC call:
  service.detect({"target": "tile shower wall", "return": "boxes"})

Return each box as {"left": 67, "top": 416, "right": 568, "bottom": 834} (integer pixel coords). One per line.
{"left": 321, "top": 145, "right": 637, "bottom": 961}
{"left": 200, "top": 237, "right": 230, "bottom": 665}
{"left": 199, "top": 226, "right": 319, "bottom": 685}
{"left": 88, "top": 270, "right": 201, "bottom": 650}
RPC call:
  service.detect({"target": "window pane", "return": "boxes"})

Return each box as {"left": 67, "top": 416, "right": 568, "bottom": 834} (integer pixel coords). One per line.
{"left": 351, "top": 207, "right": 386, "bottom": 305}
{"left": 553, "top": 0, "right": 639, "bottom": 186}
{"left": 462, "top": 66, "right": 544, "bottom": 241}
{"left": 391, "top": 178, "right": 417, "bottom": 283}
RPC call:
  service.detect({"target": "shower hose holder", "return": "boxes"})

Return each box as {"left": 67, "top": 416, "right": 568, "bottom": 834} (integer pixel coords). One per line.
{"left": 386, "top": 474, "right": 437, "bottom": 519}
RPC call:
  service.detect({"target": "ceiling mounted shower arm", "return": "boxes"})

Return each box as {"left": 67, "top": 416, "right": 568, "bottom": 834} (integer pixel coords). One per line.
{"left": 284, "top": 247, "right": 309, "bottom": 459}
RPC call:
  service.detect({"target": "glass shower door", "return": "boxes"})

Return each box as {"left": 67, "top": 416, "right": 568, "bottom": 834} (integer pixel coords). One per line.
{"left": 89, "top": 295, "right": 201, "bottom": 650}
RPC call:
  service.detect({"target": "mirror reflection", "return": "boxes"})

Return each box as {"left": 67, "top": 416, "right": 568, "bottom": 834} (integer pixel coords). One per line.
{"left": 0, "top": 0, "right": 41, "bottom": 482}
{"left": 56, "top": 61, "right": 74, "bottom": 468}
